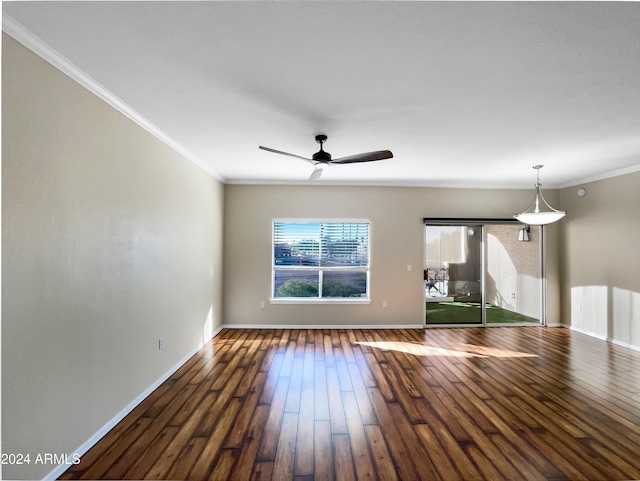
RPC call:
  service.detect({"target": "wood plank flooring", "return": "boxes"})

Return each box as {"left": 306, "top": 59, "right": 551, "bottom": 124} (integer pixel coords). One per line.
{"left": 61, "top": 327, "right": 640, "bottom": 480}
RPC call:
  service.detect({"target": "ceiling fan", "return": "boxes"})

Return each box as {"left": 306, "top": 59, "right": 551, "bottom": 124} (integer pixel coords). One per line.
{"left": 259, "top": 134, "right": 393, "bottom": 180}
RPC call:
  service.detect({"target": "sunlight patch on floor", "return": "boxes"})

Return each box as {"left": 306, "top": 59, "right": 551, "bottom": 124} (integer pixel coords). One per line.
{"left": 355, "top": 341, "right": 538, "bottom": 358}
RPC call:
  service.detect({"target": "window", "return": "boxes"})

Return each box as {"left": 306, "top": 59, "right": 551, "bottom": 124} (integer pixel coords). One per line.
{"left": 272, "top": 220, "right": 370, "bottom": 302}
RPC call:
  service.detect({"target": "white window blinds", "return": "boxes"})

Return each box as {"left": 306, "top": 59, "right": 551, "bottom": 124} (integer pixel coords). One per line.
{"left": 272, "top": 221, "right": 370, "bottom": 300}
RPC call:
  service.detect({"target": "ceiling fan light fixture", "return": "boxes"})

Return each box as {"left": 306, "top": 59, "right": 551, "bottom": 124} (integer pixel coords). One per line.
{"left": 514, "top": 165, "right": 566, "bottom": 226}
{"left": 309, "top": 165, "right": 325, "bottom": 181}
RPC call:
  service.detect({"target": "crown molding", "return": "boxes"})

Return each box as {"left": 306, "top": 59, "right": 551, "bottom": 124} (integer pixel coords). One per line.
{"left": 223, "top": 178, "right": 538, "bottom": 189}
{"left": 557, "top": 163, "right": 640, "bottom": 189}
{"left": 2, "top": 14, "right": 224, "bottom": 182}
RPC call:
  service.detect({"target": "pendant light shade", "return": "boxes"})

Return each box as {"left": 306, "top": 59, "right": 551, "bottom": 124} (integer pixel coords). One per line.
{"left": 514, "top": 165, "right": 566, "bottom": 225}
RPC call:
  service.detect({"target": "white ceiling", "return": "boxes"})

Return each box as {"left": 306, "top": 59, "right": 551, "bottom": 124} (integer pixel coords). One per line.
{"left": 3, "top": 1, "right": 640, "bottom": 188}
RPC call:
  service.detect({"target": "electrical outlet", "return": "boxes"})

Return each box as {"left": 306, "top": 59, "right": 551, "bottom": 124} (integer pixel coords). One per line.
{"left": 383, "top": 301, "right": 388, "bottom": 308}
{"left": 159, "top": 338, "right": 164, "bottom": 350}
{"left": 407, "top": 264, "right": 412, "bottom": 272}
{"left": 576, "top": 304, "right": 582, "bottom": 312}
{"left": 260, "top": 301, "right": 266, "bottom": 309}
{"left": 512, "top": 292, "right": 516, "bottom": 299}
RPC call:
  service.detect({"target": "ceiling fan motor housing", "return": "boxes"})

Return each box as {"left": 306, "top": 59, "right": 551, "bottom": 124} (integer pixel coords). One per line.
{"left": 313, "top": 134, "right": 331, "bottom": 161}
{"left": 312, "top": 150, "right": 331, "bottom": 161}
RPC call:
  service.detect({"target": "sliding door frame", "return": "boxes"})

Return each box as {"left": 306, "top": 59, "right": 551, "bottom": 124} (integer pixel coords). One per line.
{"left": 423, "top": 218, "right": 545, "bottom": 328}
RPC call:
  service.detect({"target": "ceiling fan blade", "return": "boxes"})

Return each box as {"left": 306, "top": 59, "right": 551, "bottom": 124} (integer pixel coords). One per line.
{"left": 309, "top": 167, "right": 324, "bottom": 181}
{"left": 330, "top": 150, "right": 393, "bottom": 164}
{"left": 259, "top": 146, "right": 314, "bottom": 164}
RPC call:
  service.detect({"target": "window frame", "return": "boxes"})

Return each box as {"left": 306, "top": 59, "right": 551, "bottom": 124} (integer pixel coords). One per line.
{"left": 271, "top": 219, "right": 371, "bottom": 304}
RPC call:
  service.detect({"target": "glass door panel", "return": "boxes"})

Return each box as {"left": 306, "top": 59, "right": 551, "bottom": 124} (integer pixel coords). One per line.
{"left": 425, "top": 225, "right": 483, "bottom": 325}
{"left": 485, "top": 225, "right": 542, "bottom": 325}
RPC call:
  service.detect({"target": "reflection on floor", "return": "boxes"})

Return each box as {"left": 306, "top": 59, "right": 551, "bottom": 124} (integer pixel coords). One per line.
{"left": 425, "top": 300, "right": 540, "bottom": 325}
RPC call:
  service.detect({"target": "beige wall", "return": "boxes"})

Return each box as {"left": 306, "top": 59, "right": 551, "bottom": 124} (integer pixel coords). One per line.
{"left": 559, "top": 171, "right": 640, "bottom": 348}
{"left": 2, "top": 35, "right": 224, "bottom": 479}
{"left": 224, "top": 184, "right": 562, "bottom": 327}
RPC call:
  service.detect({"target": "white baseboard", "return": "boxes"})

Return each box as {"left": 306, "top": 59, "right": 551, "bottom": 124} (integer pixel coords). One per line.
{"left": 568, "top": 325, "right": 640, "bottom": 352}
{"left": 222, "top": 323, "right": 424, "bottom": 330}
{"left": 43, "top": 325, "right": 223, "bottom": 481}
{"left": 569, "top": 325, "right": 608, "bottom": 341}
{"left": 608, "top": 338, "right": 640, "bottom": 353}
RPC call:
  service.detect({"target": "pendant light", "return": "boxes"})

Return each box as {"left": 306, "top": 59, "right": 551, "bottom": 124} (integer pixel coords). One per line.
{"left": 514, "top": 165, "right": 566, "bottom": 225}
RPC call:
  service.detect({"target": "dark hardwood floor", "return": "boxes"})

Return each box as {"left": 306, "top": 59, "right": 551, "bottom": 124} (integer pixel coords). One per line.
{"left": 62, "top": 327, "right": 640, "bottom": 480}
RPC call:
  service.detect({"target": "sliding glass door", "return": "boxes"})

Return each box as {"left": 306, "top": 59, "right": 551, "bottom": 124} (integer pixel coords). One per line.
{"left": 425, "top": 225, "right": 483, "bottom": 325}
{"left": 424, "top": 221, "right": 542, "bottom": 326}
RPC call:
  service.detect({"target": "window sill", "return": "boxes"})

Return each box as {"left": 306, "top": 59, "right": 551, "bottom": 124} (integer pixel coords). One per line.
{"left": 270, "top": 298, "right": 371, "bottom": 305}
